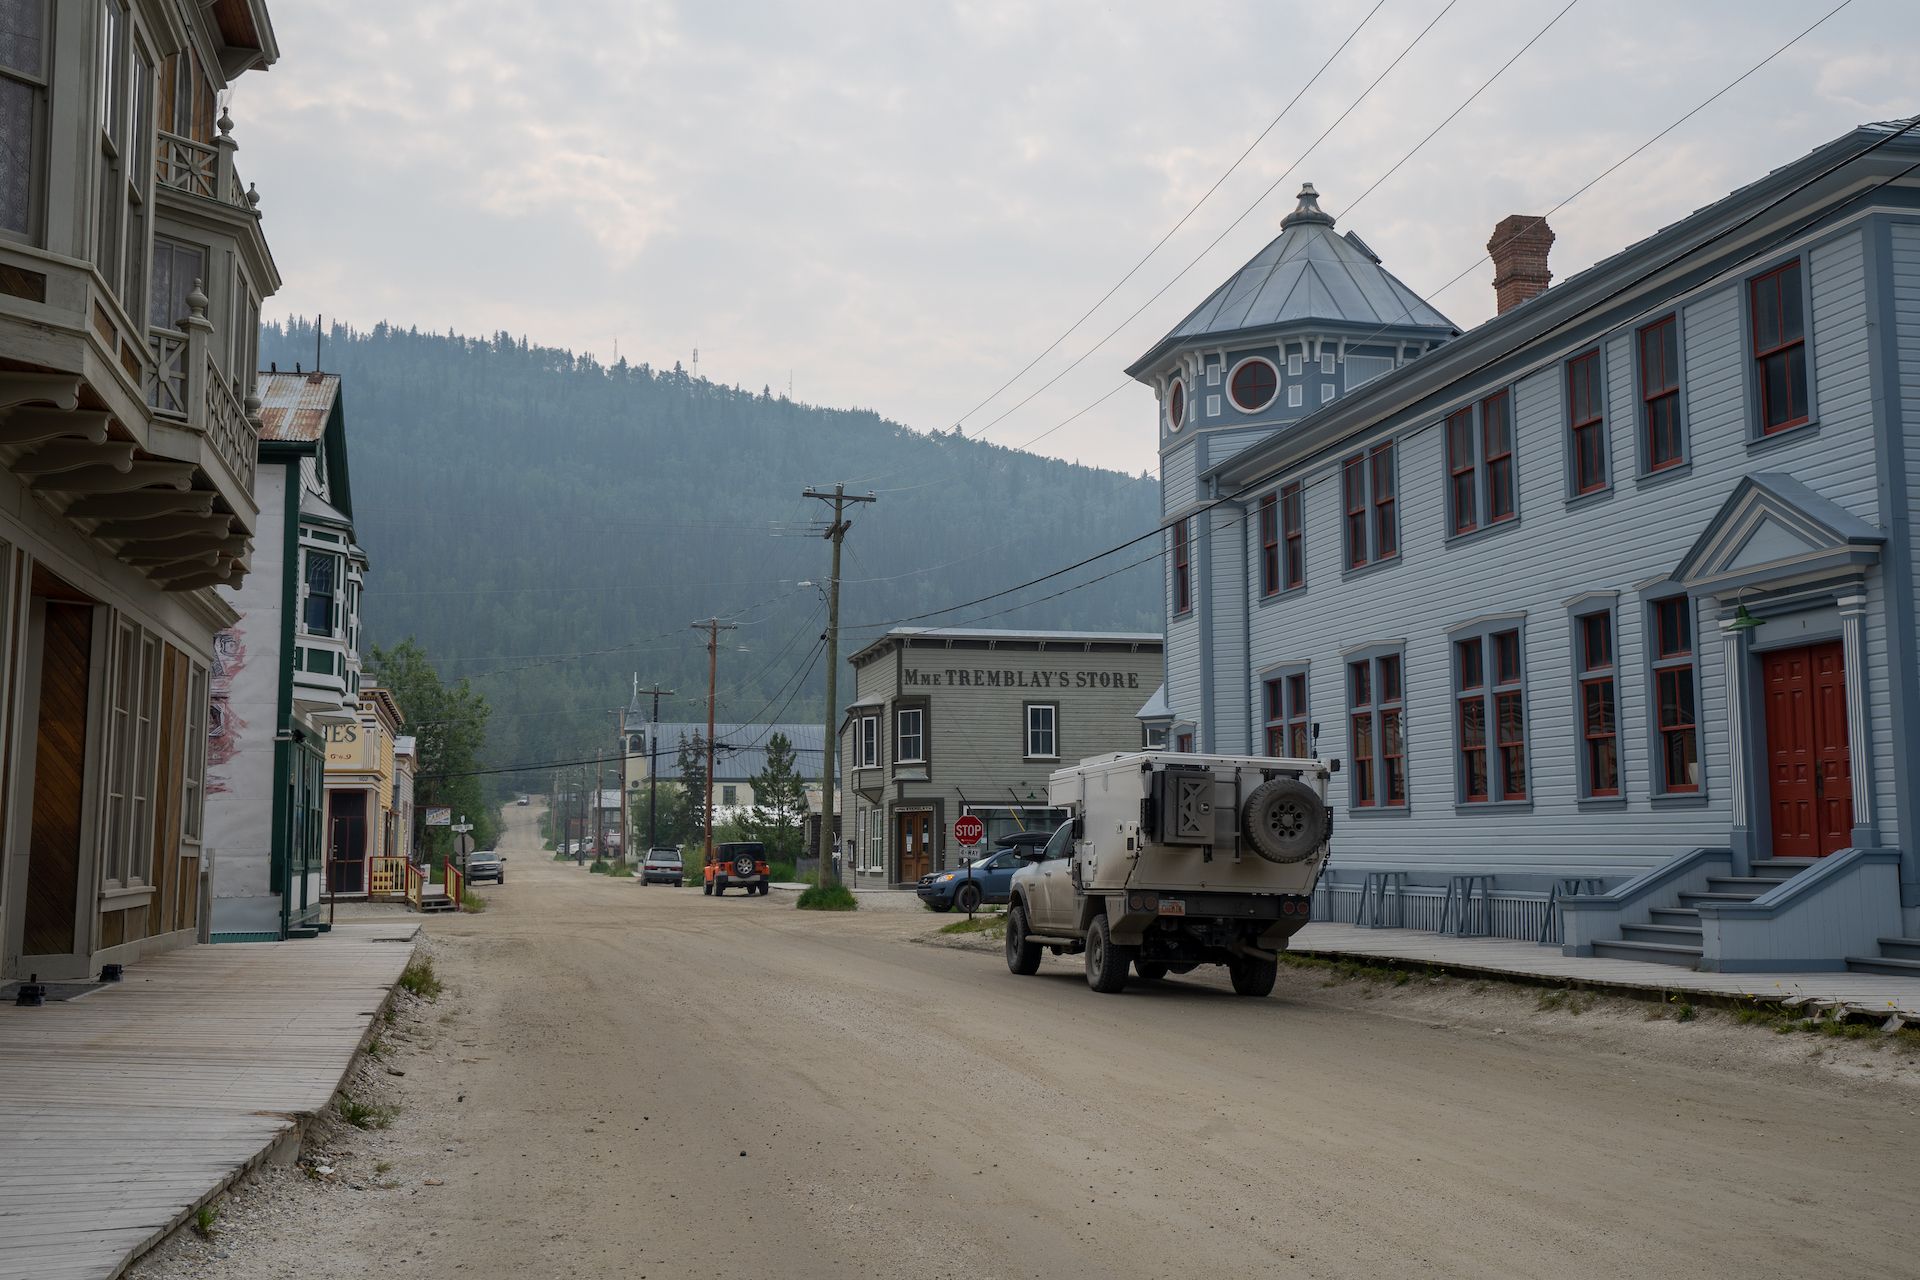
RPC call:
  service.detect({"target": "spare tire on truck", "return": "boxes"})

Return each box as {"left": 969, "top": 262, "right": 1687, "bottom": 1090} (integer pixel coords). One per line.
{"left": 1242, "top": 778, "right": 1327, "bottom": 864}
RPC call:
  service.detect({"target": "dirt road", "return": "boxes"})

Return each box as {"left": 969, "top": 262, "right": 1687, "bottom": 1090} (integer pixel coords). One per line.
{"left": 136, "top": 805, "right": 1918, "bottom": 1279}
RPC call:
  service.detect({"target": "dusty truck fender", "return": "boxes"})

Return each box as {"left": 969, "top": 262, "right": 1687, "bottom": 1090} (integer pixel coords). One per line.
{"left": 1085, "top": 892, "right": 1159, "bottom": 946}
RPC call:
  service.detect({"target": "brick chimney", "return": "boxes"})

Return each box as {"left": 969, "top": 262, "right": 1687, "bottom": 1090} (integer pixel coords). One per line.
{"left": 1488, "top": 214, "right": 1555, "bottom": 314}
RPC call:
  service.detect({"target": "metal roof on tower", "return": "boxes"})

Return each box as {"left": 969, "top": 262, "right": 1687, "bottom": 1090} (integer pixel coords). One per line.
{"left": 1126, "top": 185, "right": 1455, "bottom": 378}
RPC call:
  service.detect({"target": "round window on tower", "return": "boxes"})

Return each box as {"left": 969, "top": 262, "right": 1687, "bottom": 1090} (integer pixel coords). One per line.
{"left": 1228, "top": 357, "right": 1280, "bottom": 413}
{"left": 1166, "top": 379, "right": 1186, "bottom": 433}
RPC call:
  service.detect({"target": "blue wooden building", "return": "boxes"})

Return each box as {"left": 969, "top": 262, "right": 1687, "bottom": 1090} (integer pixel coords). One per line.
{"left": 1132, "top": 121, "right": 1920, "bottom": 973}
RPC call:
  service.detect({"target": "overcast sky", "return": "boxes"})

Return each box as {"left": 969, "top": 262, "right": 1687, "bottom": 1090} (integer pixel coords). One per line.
{"left": 238, "top": 0, "right": 1911, "bottom": 478}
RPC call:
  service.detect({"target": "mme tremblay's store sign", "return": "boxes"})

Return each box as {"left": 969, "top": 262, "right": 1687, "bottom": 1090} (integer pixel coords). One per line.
{"left": 324, "top": 718, "right": 375, "bottom": 769}
{"left": 903, "top": 666, "right": 1143, "bottom": 691}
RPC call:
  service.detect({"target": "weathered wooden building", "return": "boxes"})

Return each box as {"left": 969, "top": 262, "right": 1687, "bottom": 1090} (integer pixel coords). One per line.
{"left": 838, "top": 628, "right": 1162, "bottom": 884}
{"left": 1, "top": 0, "right": 278, "bottom": 980}
{"left": 1136, "top": 121, "right": 1920, "bottom": 972}
{"left": 204, "top": 371, "right": 362, "bottom": 940}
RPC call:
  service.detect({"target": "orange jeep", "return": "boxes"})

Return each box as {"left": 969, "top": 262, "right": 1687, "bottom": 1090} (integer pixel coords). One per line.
{"left": 704, "top": 841, "right": 770, "bottom": 896}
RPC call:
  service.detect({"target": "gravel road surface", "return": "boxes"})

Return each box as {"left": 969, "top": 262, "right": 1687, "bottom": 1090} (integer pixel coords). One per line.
{"left": 133, "top": 805, "right": 1919, "bottom": 1279}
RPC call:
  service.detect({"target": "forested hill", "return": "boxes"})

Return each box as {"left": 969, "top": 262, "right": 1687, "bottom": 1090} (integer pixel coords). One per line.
{"left": 259, "top": 320, "right": 1163, "bottom": 782}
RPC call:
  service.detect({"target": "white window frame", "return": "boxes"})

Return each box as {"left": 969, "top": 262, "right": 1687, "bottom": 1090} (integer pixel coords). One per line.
{"left": 896, "top": 706, "right": 924, "bottom": 764}
{"left": 1288, "top": 385, "right": 1304, "bottom": 408}
{"left": 1025, "top": 703, "right": 1058, "bottom": 760}
{"left": 182, "top": 660, "right": 207, "bottom": 842}
{"left": 1287, "top": 353, "right": 1304, "bottom": 377}
{"left": 1320, "top": 351, "right": 1336, "bottom": 375}
{"left": 857, "top": 713, "right": 879, "bottom": 767}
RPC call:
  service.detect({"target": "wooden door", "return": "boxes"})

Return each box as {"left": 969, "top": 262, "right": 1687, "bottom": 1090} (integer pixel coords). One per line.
{"left": 1762, "top": 641, "right": 1852, "bottom": 857}
{"left": 23, "top": 603, "right": 93, "bottom": 957}
{"left": 328, "top": 790, "right": 368, "bottom": 893}
{"left": 897, "top": 811, "right": 931, "bottom": 882}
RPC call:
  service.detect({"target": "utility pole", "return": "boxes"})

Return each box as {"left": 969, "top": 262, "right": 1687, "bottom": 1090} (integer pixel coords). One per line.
{"left": 594, "top": 748, "right": 605, "bottom": 863}
{"left": 802, "top": 484, "right": 876, "bottom": 887}
{"left": 692, "top": 620, "right": 737, "bottom": 870}
{"left": 631, "top": 682, "right": 675, "bottom": 851}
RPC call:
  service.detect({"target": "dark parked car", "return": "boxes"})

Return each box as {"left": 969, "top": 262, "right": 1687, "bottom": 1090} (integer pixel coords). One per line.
{"left": 467, "top": 850, "right": 504, "bottom": 884}
{"left": 917, "top": 831, "right": 1053, "bottom": 912}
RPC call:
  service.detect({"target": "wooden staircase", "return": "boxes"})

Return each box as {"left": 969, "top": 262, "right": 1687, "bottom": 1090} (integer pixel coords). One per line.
{"left": 1591, "top": 858, "right": 1815, "bottom": 968}
{"left": 1845, "top": 937, "right": 1920, "bottom": 976}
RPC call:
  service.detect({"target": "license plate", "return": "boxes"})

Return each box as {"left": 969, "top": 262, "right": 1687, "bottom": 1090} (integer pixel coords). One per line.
{"left": 1157, "top": 899, "right": 1186, "bottom": 917}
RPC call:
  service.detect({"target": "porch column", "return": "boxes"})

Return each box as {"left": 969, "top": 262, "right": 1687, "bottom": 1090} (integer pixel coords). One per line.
{"left": 1718, "top": 617, "right": 1753, "bottom": 876}
{"left": 1837, "top": 593, "right": 1877, "bottom": 848}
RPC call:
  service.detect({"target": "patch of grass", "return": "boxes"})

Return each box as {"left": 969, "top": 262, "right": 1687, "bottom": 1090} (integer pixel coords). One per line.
{"left": 1536, "top": 989, "right": 1595, "bottom": 1015}
{"left": 1279, "top": 951, "right": 1419, "bottom": 986}
{"left": 1672, "top": 1001, "right": 1696, "bottom": 1022}
{"left": 795, "top": 881, "right": 859, "bottom": 911}
{"left": 374, "top": 1160, "right": 393, "bottom": 1175}
{"left": 366, "top": 1036, "right": 388, "bottom": 1060}
{"left": 766, "top": 860, "right": 797, "bottom": 883}
{"left": 398, "top": 955, "right": 443, "bottom": 1001}
{"left": 335, "top": 1094, "right": 398, "bottom": 1130}
{"left": 191, "top": 1203, "right": 218, "bottom": 1239}
{"left": 1892, "top": 1026, "right": 1920, "bottom": 1053}
{"left": 461, "top": 887, "right": 488, "bottom": 912}
{"left": 939, "top": 915, "right": 1006, "bottom": 936}
{"left": 1820, "top": 1018, "right": 1876, "bottom": 1040}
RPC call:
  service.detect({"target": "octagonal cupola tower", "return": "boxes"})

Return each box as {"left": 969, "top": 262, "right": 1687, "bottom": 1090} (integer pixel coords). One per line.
{"left": 1129, "top": 183, "right": 1458, "bottom": 476}
{"left": 1129, "top": 185, "right": 1457, "bottom": 751}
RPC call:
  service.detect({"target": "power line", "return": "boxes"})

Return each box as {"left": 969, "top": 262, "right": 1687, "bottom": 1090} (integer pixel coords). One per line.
{"left": 855, "top": 0, "right": 1390, "bottom": 488}
{"left": 846, "top": 115, "right": 1920, "bottom": 635}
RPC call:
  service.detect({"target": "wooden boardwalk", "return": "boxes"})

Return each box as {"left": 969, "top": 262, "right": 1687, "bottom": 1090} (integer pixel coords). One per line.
{"left": 1291, "top": 922, "right": 1920, "bottom": 1016}
{"left": 0, "top": 923, "right": 417, "bottom": 1280}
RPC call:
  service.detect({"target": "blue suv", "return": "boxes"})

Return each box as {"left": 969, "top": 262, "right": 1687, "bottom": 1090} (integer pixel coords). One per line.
{"left": 917, "top": 831, "right": 1053, "bottom": 912}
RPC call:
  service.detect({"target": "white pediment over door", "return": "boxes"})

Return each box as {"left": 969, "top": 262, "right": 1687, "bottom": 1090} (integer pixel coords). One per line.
{"left": 1674, "top": 472, "right": 1882, "bottom": 596}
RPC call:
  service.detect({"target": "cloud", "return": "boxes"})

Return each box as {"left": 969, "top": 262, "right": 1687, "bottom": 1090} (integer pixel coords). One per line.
{"left": 236, "top": 0, "right": 1909, "bottom": 477}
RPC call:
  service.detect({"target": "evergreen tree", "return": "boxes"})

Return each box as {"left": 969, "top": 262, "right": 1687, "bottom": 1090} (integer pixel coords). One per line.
{"left": 674, "top": 733, "right": 710, "bottom": 850}
{"left": 369, "top": 638, "right": 497, "bottom": 865}
{"left": 745, "top": 733, "right": 808, "bottom": 858}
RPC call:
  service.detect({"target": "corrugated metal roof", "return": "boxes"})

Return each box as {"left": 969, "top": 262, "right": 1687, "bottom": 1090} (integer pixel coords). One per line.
{"left": 1130, "top": 185, "right": 1454, "bottom": 376}
{"left": 255, "top": 371, "right": 340, "bottom": 442}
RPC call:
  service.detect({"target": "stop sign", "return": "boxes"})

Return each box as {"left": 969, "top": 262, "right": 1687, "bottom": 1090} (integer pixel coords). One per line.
{"left": 953, "top": 815, "right": 985, "bottom": 847}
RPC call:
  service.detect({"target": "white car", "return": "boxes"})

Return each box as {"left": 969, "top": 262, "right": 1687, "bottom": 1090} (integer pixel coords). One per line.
{"left": 638, "top": 848, "right": 683, "bottom": 886}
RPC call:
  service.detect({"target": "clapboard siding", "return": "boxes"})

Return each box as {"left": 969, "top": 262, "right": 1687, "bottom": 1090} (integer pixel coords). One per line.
{"left": 1897, "top": 223, "right": 1920, "bottom": 596}
{"left": 1160, "top": 439, "right": 1199, "bottom": 518}
{"left": 1208, "top": 505, "right": 1248, "bottom": 750}
{"left": 1216, "top": 225, "right": 1898, "bottom": 881}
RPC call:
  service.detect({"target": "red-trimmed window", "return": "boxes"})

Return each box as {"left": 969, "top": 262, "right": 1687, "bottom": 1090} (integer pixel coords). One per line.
{"left": 1652, "top": 596, "right": 1699, "bottom": 793}
{"left": 1370, "top": 443, "right": 1397, "bottom": 559}
{"left": 1493, "top": 630, "right": 1526, "bottom": 800}
{"left": 1577, "top": 609, "right": 1619, "bottom": 798}
{"left": 1750, "top": 260, "right": 1808, "bottom": 434}
{"left": 1263, "top": 670, "right": 1309, "bottom": 758}
{"left": 1378, "top": 654, "right": 1405, "bottom": 805}
{"left": 1445, "top": 395, "right": 1514, "bottom": 532}
{"left": 1456, "top": 637, "right": 1487, "bottom": 802}
{"left": 1258, "top": 494, "right": 1279, "bottom": 597}
{"left": 1230, "top": 358, "right": 1278, "bottom": 412}
{"left": 1567, "top": 350, "right": 1606, "bottom": 494}
{"left": 1349, "top": 659, "right": 1375, "bottom": 807}
{"left": 1482, "top": 392, "right": 1515, "bottom": 524}
{"left": 1348, "top": 653, "right": 1405, "bottom": 809}
{"left": 1167, "top": 379, "right": 1185, "bottom": 433}
{"left": 1343, "top": 455, "right": 1367, "bottom": 569}
{"left": 1446, "top": 407, "right": 1477, "bottom": 535}
{"left": 1171, "top": 519, "right": 1191, "bottom": 615}
{"left": 1456, "top": 627, "right": 1526, "bottom": 803}
{"left": 1281, "top": 482, "right": 1304, "bottom": 590}
{"left": 1175, "top": 731, "right": 1194, "bottom": 754}
{"left": 1640, "top": 315, "right": 1683, "bottom": 471}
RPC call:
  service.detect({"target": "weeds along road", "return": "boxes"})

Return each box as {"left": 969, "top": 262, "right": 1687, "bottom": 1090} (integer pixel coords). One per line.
{"left": 248, "top": 805, "right": 1920, "bottom": 1279}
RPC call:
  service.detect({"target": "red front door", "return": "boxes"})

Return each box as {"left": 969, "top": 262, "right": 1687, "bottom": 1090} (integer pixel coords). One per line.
{"left": 1762, "top": 641, "right": 1853, "bottom": 857}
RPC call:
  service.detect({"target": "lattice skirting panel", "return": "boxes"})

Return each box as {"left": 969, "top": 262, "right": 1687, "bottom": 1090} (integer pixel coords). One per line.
{"left": 1313, "top": 883, "right": 1553, "bottom": 943}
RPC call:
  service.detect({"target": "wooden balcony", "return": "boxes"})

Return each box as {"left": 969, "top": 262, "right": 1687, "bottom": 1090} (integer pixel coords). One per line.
{"left": 155, "top": 113, "right": 258, "bottom": 216}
